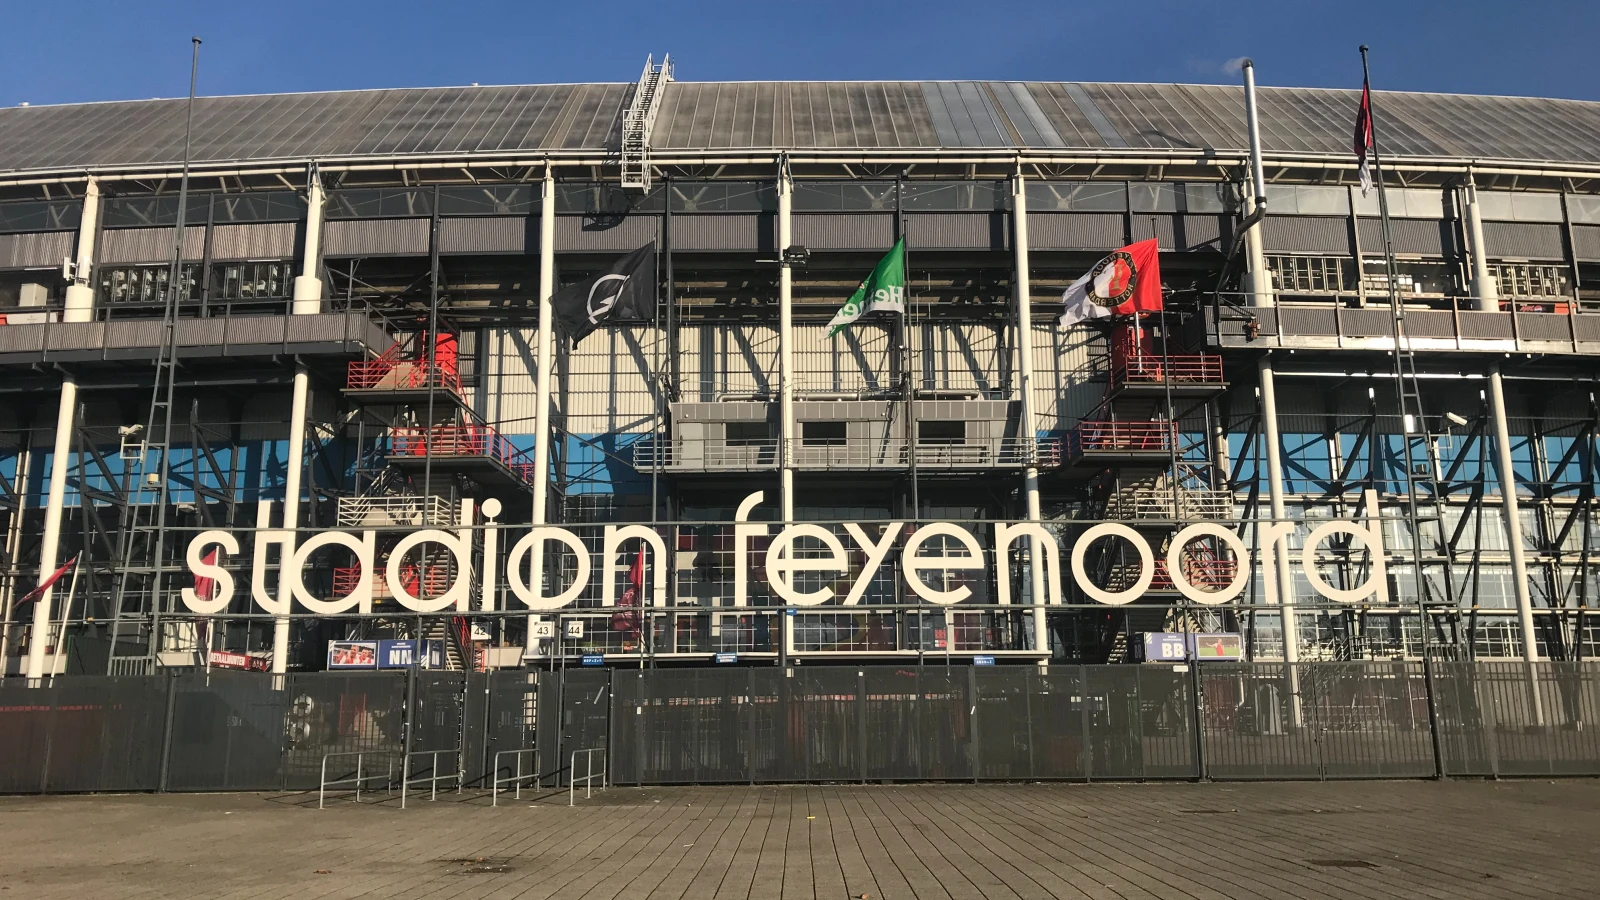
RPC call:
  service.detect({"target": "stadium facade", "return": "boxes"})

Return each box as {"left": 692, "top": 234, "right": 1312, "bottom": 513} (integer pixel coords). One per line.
{"left": 3, "top": 56, "right": 1600, "bottom": 689}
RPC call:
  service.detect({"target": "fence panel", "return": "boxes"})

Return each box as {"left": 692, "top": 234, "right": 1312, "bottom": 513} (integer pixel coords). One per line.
{"left": 1303, "top": 663, "right": 1435, "bottom": 778}
{"left": 1430, "top": 662, "right": 1499, "bottom": 776}
{"left": 973, "top": 668, "right": 1035, "bottom": 780}
{"left": 0, "top": 676, "right": 168, "bottom": 793}
{"left": 1031, "top": 668, "right": 1090, "bottom": 779}
{"left": 1460, "top": 662, "right": 1600, "bottom": 777}
{"left": 536, "top": 668, "right": 611, "bottom": 786}
{"left": 482, "top": 669, "right": 540, "bottom": 785}
{"left": 616, "top": 668, "right": 747, "bottom": 784}
{"left": 863, "top": 668, "right": 918, "bottom": 780}
{"left": 1083, "top": 665, "right": 1196, "bottom": 779}
{"left": 412, "top": 672, "right": 466, "bottom": 755}
{"left": 918, "top": 668, "right": 974, "bottom": 780}
{"left": 1198, "top": 664, "right": 1319, "bottom": 779}
{"left": 281, "top": 672, "right": 408, "bottom": 790}
{"left": 165, "top": 672, "right": 290, "bottom": 792}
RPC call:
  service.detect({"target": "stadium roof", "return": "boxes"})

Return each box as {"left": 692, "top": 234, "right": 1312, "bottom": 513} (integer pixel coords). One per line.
{"left": 3, "top": 80, "right": 1599, "bottom": 175}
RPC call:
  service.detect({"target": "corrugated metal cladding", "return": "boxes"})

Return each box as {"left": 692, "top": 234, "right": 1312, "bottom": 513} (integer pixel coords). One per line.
{"left": 100, "top": 226, "right": 204, "bottom": 263}
{"left": 792, "top": 323, "right": 893, "bottom": 395}
{"left": 1262, "top": 216, "right": 1351, "bottom": 254}
{"left": 792, "top": 214, "right": 895, "bottom": 251}
{"left": 1482, "top": 221, "right": 1567, "bottom": 260}
{"left": 905, "top": 213, "right": 1007, "bottom": 250}
{"left": 1032, "top": 322, "right": 1101, "bottom": 425}
{"left": 439, "top": 216, "right": 533, "bottom": 254}
{"left": 563, "top": 325, "right": 659, "bottom": 434}
{"left": 557, "top": 214, "right": 656, "bottom": 252}
{"left": 481, "top": 327, "right": 539, "bottom": 428}
{"left": 0, "top": 230, "right": 72, "bottom": 268}
{"left": 1575, "top": 225, "right": 1600, "bottom": 261}
{"left": 686, "top": 323, "right": 778, "bottom": 400}
{"left": 1131, "top": 214, "right": 1227, "bottom": 252}
{"left": 1027, "top": 213, "right": 1125, "bottom": 250}
{"left": 1357, "top": 218, "right": 1454, "bottom": 256}
{"left": 208, "top": 222, "right": 297, "bottom": 259}
{"left": 669, "top": 214, "right": 772, "bottom": 252}
{"left": 323, "top": 218, "right": 430, "bottom": 256}
{"left": 6, "top": 80, "right": 1600, "bottom": 171}
{"left": 914, "top": 322, "right": 1006, "bottom": 395}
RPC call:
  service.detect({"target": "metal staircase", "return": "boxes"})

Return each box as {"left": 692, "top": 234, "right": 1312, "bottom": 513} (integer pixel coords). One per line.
{"left": 619, "top": 54, "right": 672, "bottom": 191}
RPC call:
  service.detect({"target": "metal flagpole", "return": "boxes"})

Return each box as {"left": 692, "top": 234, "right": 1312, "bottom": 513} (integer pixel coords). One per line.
{"left": 1361, "top": 45, "right": 1455, "bottom": 762}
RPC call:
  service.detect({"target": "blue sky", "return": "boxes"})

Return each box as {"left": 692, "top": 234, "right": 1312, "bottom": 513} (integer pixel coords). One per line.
{"left": 6, "top": 0, "right": 1597, "bottom": 106}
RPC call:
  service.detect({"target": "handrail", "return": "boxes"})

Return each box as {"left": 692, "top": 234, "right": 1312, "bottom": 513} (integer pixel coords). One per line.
{"left": 318, "top": 750, "right": 396, "bottom": 809}
{"left": 400, "top": 747, "right": 462, "bottom": 809}
{"left": 569, "top": 747, "right": 607, "bottom": 807}
{"left": 491, "top": 748, "right": 539, "bottom": 807}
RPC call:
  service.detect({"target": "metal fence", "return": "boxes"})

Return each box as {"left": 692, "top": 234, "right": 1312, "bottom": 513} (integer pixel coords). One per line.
{"left": 1, "top": 661, "right": 1598, "bottom": 793}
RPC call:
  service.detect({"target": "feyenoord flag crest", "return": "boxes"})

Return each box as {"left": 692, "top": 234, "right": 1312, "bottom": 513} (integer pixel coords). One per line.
{"left": 1058, "top": 239, "right": 1163, "bottom": 328}
{"left": 1353, "top": 79, "right": 1374, "bottom": 197}
{"left": 552, "top": 243, "right": 656, "bottom": 346}
{"left": 827, "top": 238, "right": 906, "bottom": 338}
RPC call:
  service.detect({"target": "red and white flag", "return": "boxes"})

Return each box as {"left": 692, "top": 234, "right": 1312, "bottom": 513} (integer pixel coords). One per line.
{"left": 1058, "top": 239, "right": 1164, "bottom": 328}
{"left": 1353, "top": 79, "right": 1374, "bottom": 197}
{"left": 19, "top": 555, "right": 78, "bottom": 606}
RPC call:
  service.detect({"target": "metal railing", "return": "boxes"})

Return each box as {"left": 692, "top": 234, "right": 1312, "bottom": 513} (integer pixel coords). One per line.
{"left": 400, "top": 748, "right": 461, "bottom": 809}
{"left": 388, "top": 423, "right": 537, "bottom": 484}
{"left": 347, "top": 357, "right": 461, "bottom": 393}
{"left": 1103, "top": 487, "right": 1234, "bottom": 521}
{"left": 318, "top": 750, "right": 395, "bottom": 809}
{"left": 569, "top": 748, "right": 608, "bottom": 806}
{"left": 490, "top": 748, "right": 540, "bottom": 807}
{"left": 632, "top": 436, "right": 1038, "bottom": 471}
{"left": 1110, "top": 352, "right": 1225, "bottom": 389}
{"left": 1062, "top": 422, "right": 1177, "bottom": 462}
{"left": 334, "top": 494, "right": 454, "bottom": 528}
{"left": 331, "top": 564, "right": 450, "bottom": 599}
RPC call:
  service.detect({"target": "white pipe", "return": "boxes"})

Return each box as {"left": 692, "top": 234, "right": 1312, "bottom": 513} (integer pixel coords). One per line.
{"left": 528, "top": 165, "right": 557, "bottom": 658}
{"left": 1463, "top": 175, "right": 1500, "bottom": 312}
{"left": 1012, "top": 171, "right": 1048, "bottom": 662}
{"left": 26, "top": 377, "right": 77, "bottom": 682}
{"left": 1257, "top": 360, "right": 1301, "bottom": 687}
{"left": 1489, "top": 364, "right": 1539, "bottom": 664}
{"left": 1241, "top": 60, "right": 1273, "bottom": 309}
{"left": 778, "top": 164, "right": 795, "bottom": 524}
{"left": 0, "top": 429, "right": 32, "bottom": 662}
{"left": 271, "top": 365, "right": 310, "bottom": 675}
{"left": 62, "top": 178, "right": 100, "bottom": 324}
{"left": 291, "top": 166, "right": 325, "bottom": 314}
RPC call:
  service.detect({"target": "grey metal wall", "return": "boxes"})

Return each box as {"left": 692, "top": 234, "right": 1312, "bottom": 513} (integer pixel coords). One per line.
{"left": 0, "top": 230, "right": 73, "bottom": 268}
{"left": 99, "top": 226, "right": 205, "bottom": 264}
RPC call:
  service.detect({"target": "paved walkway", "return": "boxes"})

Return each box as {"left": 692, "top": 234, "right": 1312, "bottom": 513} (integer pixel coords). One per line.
{"left": 0, "top": 780, "right": 1593, "bottom": 899}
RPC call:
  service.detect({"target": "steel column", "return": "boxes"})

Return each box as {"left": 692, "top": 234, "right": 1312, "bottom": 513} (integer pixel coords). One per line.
{"left": 1463, "top": 173, "right": 1500, "bottom": 312}
{"left": 1012, "top": 170, "right": 1048, "bottom": 661}
{"left": 1257, "top": 358, "right": 1302, "bottom": 720}
{"left": 1488, "top": 363, "right": 1540, "bottom": 665}
{"left": 292, "top": 165, "right": 325, "bottom": 313}
{"left": 24, "top": 378, "right": 78, "bottom": 682}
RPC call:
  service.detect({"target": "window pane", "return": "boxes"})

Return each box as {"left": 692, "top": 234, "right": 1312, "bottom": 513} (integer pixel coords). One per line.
{"left": 326, "top": 188, "right": 433, "bottom": 218}
{"left": 801, "top": 421, "right": 847, "bottom": 446}
{"left": 901, "top": 182, "right": 1005, "bottom": 212}
{"left": 0, "top": 199, "right": 82, "bottom": 233}
{"left": 793, "top": 182, "right": 897, "bottom": 211}
{"left": 1510, "top": 192, "right": 1564, "bottom": 223}
{"left": 436, "top": 185, "right": 535, "bottom": 216}
{"left": 1183, "top": 183, "right": 1235, "bottom": 214}
{"left": 1129, "top": 184, "right": 1178, "bottom": 213}
{"left": 1567, "top": 194, "right": 1600, "bottom": 225}
{"left": 1025, "top": 182, "right": 1126, "bottom": 212}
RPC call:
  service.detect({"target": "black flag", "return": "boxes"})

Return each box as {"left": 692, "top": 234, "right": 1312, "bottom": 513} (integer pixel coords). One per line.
{"left": 551, "top": 243, "right": 656, "bottom": 346}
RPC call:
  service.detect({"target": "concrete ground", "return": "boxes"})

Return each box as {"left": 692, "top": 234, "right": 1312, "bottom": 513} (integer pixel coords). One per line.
{"left": 0, "top": 780, "right": 1593, "bottom": 899}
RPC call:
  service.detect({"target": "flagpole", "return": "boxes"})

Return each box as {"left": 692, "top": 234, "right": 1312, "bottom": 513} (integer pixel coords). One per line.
{"left": 1361, "top": 46, "right": 1453, "bottom": 738}
{"left": 48, "top": 558, "right": 81, "bottom": 684}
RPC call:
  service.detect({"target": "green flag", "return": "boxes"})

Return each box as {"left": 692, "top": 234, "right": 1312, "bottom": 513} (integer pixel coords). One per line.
{"left": 826, "top": 238, "right": 906, "bottom": 338}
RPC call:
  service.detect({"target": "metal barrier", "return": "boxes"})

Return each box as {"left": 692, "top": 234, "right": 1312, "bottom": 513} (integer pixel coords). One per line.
{"left": 400, "top": 748, "right": 461, "bottom": 809}
{"left": 490, "top": 749, "right": 539, "bottom": 807}
{"left": 318, "top": 750, "right": 395, "bottom": 809}
{"left": 569, "top": 748, "right": 607, "bottom": 806}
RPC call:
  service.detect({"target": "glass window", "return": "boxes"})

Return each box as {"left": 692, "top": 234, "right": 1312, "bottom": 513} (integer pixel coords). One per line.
{"left": 725, "top": 422, "right": 772, "bottom": 446}
{"left": 1183, "top": 183, "right": 1237, "bottom": 214}
{"left": 1352, "top": 187, "right": 1449, "bottom": 219}
{"left": 1479, "top": 191, "right": 1564, "bottom": 223}
{"left": 900, "top": 182, "right": 1006, "bottom": 212}
{"left": 102, "top": 194, "right": 212, "bottom": 228}
{"left": 801, "top": 421, "right": 846, "bottom": 446}
{"left": 1263, "top": 185, "right": 1350, "bottom": 215}
{"left": 436, "top": 185, "right": 535, "bottom": 216}
{"left": 326, "top": 188, "right": 433, "bottom": 219}
{"left": 669, "top": 181, "right": 775, "bottom": 213}
{"left": 1025, "top": 182, "right": 1126, "bottom": 212}
{"left": 918, "top": 421, "right": 965, "bottom": 445}
{"left": 1129, "top": 184, "right": 1179, "bottom": 213}
{"left": 792, "top": 182, "right": 897, "bottom": 211}
{"left": 208, "top": 191, "right": 305, "bottom": 223}
{"left": 1567, "top": 194, "right": 1600, "bottom": 225}
{"left": 0, "top": 198, "right": 82, "bottom": 233}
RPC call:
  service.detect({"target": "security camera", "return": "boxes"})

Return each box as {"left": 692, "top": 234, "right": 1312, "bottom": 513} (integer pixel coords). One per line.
{"left": 1445, "top": 412, "right": 1468, "bottom": 427}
